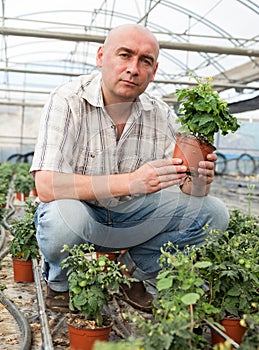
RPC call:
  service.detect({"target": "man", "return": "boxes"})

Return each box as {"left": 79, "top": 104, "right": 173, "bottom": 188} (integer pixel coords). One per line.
{"left": 31, "top": 24, "right": 229, "bottom": 313}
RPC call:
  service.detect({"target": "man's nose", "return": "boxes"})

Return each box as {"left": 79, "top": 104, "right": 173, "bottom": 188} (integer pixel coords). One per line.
{"left": 126, "top": 58, "right": 139, "bottom": 75}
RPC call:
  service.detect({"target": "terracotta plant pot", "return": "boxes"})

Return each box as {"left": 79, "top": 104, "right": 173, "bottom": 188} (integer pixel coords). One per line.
{"left": 15, "top": 192, "right": 29, "bottom": 202}
{"left": 173, "top": 134, "right": 216, "bottom": 175}
{"left": 30, "top": 188, "right": 38, "bottom": 197}
{"left": 12, "top": 258, "right": 34, "bottom": 282}
{"left": 211, "top": 318, "right": 246, "bottom": 347}
{"left": 68, "top": 322, "right": 112, "bottom": 350}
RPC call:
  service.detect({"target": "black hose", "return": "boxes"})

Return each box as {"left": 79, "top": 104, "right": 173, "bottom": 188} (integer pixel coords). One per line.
{"left": 32, "top": 258, "right": 54, "bottom": 350}
{"left": 2, "top": 191, "right": 16, "bottom": 231}
{"left": 0, "top": 290, "right": 32, "bottom": 350}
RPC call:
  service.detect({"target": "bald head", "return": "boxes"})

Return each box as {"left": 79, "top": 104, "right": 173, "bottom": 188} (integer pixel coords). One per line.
{"left": 104, "top": 24, "right": 160, "bottom": 61}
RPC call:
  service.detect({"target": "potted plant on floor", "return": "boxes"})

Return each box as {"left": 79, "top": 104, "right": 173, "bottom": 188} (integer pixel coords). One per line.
{"left": 14, "top": 173, "right": 35, "bottom": 201}
{"left": 9, "top": 198, "right": 39, "bottom": 282}
{"left": 173, "top": 74, "right": 240, "bottom": 176}
{"left": 0, "top": 191, "right": 7, "bottom": 223}
{"left": 61, "top": 243, "right": 131, "bottom": 350}
{"left": 120, "top": 244, "right": 219, "bottom": 350}
{"left": 197, "top": 210, "right": 259, "bottom": 346}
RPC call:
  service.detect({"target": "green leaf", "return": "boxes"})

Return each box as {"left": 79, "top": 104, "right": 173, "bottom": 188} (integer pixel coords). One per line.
{"left": 157, "top": 276, "right": 173, "bottom": 291}
{"left": 227, "top": 285, "right": 242, "bottom": 297}
{"left": 181, "top": 293, "right": 200, "bottom": 305}
{"left": 198, "top": 115, "right": 214, "bottom": 126}
{"left": 194, "top": 261, "right": 212, "bottom": 268}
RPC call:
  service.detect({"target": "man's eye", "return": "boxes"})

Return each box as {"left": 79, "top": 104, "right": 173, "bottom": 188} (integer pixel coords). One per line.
{"left": 142, "top": 58, "right": 152, "bottom": 66}
{"left": 144, "top": 60, "right": 152, "bottom": 65}
{"left": 120, "top": 53, "right": 129, "bottom": 58}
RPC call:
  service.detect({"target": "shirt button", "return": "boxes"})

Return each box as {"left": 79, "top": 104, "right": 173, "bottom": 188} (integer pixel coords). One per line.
{"left": 111, "top": 125, "right": 116, "bottom": 129}
{"left": 90, "top": 154, "right": 95, "bottom": 158}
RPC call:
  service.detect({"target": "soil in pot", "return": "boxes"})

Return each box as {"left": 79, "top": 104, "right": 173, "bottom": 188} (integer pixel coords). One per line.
{"left": 211, "top": 318, "right": 246, "bottom": 347}
{"left": 67, "top": 316, "right": 112, "bottom": 350}
{"left": 95, "top": 252, "right": 118, "bottom": 261}
{"left": 12, "top": 258, "right": 34, "bottom": 282}
{"left": 173, "top": 134, "right": 216, "bottom": 175}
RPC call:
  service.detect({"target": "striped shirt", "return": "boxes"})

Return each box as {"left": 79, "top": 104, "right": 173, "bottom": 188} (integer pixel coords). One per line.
{"left": 31, "top": 72, "right": 177, "bottom": 205}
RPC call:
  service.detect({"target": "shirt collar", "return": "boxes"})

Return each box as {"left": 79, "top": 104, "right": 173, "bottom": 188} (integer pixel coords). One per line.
{"left": 81, "top": 72, "right": 104, "bottom": 107}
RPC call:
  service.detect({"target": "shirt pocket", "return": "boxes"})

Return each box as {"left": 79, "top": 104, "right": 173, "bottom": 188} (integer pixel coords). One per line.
{"left": 75, "top": 147, "right": 115, "bottom": 175}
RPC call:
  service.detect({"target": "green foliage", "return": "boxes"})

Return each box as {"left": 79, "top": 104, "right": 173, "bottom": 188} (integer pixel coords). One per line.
{"left": 93, "top": 338, "right": 141, "bottom": 350}
{"left": 100, "top": 207, "right": 258, "bottom": 348}
{"left": 130, "top": 313, "right": 198, "bottom": 350}
{"left": 0, "top": 162, "right": 14, "bottom": 183}
{"left": 197, "top": 213, "right": 259, "bottom": 320}
{"left": 9, "top": 198, "right": 39, "bottom": 260}
{"left": 61, "top": 244, "right": 131, "bottom": 327}
{"left": 239, "top": 313, "right": 259, "bottom": 349}
{"left": 0, "top": 192, "right": 6, "bottom": 224}
{"left": 175, "top": 75, "right": 240, "bottom": 144}
{"left": 227, "top": 209, "right": 258, "bottom": 239}
{"left": 124, "top": 245, "right": 218, "bottom": 349}
{"left": 0, "top": 163, "right": 12, "bottom": 223}
{"left": 0, "top": 284, "right": 7, "bottom": 291}
{"left": 14, "top": 173, "right": 35, "bottom": 194}
{"left": 0, "top": 162, "right": 14, "bottom": 220}
{"left": 13, "top": 162, "right": 31, "bottom": 176}
{"left": 12, "top": 162, "right": 34, "bottom": 194}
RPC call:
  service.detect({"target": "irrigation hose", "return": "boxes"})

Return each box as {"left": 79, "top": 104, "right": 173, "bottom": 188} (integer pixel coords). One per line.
{"left": 2, "top": 192, "right": 16, "bottom": 231}
{"left": 0, "top": 290, "right": 32, "bottom": 350}
{"left": 32, "top": 258, "right": 54, "bottom": 350}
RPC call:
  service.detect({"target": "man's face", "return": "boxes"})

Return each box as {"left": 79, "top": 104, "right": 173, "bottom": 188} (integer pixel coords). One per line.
{"left": 96, "top": 27, "right": 159, "bottom": 106}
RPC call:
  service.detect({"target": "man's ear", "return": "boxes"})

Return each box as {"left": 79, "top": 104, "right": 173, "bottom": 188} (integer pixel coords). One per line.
{"left": 96, "top": 45, "right": 104, "bottom": 68}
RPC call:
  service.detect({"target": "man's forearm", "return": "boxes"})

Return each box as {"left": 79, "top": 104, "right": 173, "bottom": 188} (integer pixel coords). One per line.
{"left": 35, "top": 170, "right": 132, "bottom": 202}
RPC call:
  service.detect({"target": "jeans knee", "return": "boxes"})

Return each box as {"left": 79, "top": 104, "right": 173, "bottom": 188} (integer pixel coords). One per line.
{"left": 206, "top": 196, "right": 229, "bottom": 231}
{"left": 35, "top": 200, "right": 86, "bottom": 262}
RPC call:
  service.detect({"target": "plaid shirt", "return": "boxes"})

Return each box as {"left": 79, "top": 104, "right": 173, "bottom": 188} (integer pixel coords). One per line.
{"left": 31, "top": 73, "right": 177, "bottom": 205}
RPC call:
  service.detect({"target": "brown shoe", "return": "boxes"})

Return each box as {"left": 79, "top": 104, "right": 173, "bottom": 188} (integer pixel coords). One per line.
{"left": 45, "top": 286, "right": 69, "bottom": 313}
{"left": 119, "top": 281, "right": 153, "bottom": 313}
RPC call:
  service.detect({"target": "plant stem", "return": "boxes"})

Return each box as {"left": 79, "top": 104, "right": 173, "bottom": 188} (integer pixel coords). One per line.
{"left": 189, "top": 304, "right": 194, "bottom": 348}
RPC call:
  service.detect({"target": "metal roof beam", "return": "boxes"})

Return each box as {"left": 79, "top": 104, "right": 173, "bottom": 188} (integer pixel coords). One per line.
{"left": 1, "top": 26, "right": 259, "bottom": 57}
{"left": 1, "top": 68, "right": 259, "bottom": 90}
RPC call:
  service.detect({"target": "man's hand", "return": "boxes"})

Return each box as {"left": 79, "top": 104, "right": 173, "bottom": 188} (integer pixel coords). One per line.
{"left": 180, "top": 153, "right": 217, "bottom": 196}
{"left": 197, "top": 153, "right": 217, "bottom": 185}
{"left": 129, "top": 158, "right": 187, "bottom": 195}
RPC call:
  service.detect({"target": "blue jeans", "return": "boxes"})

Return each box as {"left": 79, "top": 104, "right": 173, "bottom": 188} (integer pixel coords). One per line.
{"left": 34, "top": 187, "right": 229, "bottom": 291}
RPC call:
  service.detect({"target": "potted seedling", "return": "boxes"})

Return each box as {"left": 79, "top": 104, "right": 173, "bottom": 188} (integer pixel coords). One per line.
{"left": 0, "top": 162, "right": 14, "bottom": 183}
{"left": 121, "top": 244, "right": 219, "bottom": 350}
{"left": 173, "top": 74, "right": 240, "bottom": 176}
{"left": 61, "top": 243, "right": 131, "bottom": 350}
{"left": 0, "top": 194, "right": 6, "bottom": 224}
{"left": 197, "top": 210, "right": 259, "bottom": 346}
{"left": 14, "top": 173, "right": 35, "bottom": 201}
{"left": 9, "top": 198, "right": 39, "bottom": 282}
{"left": 0, "top": 162, "right": 13, "bottom": 209}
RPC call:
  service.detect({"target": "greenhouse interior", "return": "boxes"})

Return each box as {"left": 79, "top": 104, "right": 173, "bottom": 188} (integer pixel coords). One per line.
{"left": 0, "top": 1, "right": 258, "bottom": 349}
{"left": 1, "top": 0, "right": 259, "bottom": 168}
